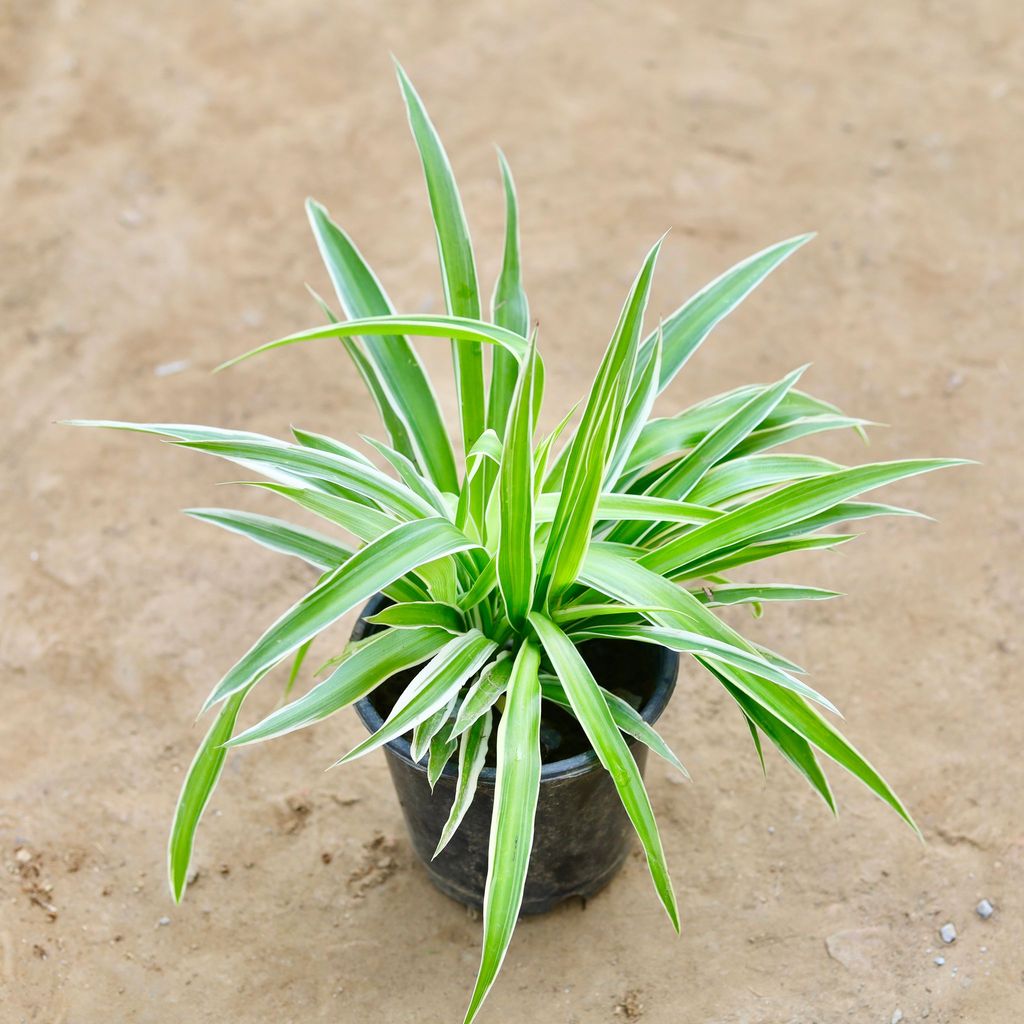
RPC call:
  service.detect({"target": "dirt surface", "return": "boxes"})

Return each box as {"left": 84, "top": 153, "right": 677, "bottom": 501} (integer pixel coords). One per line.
{"left": 2, "top": 3, "right": 1021, "bottom": 1022}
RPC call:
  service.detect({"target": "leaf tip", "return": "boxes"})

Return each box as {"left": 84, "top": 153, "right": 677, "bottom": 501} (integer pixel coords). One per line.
{"left": 789, "top": 231, "right": 817, "bottom": 248}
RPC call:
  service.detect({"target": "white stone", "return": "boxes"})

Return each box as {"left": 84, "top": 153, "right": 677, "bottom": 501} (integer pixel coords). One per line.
{"left": 154, "top": 359, "right": 190, "bottom": 377}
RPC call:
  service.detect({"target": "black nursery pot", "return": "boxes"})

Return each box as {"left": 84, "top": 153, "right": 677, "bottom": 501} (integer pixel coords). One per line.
{"left": 352, "top": 594, "right": 678, "bottom": 915}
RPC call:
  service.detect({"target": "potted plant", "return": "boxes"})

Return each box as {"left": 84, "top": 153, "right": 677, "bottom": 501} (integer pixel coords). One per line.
{"left": 69, "top": 63, "right": 962, "bottom": 1023}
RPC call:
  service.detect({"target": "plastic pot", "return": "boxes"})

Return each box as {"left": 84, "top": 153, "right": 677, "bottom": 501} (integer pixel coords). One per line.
{"left": 351, "top": 594, "right": 678, "bottom": 914}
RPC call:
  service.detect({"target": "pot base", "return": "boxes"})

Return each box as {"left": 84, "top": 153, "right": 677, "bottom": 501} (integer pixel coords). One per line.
{"left": 421, "top": 846, "right": 632, "bottom": 915}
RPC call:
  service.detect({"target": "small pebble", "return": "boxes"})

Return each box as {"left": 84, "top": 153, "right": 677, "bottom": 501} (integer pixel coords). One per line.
{"left": 939, "top": 923, "right": 957, "bottom": 944}
{"left": 154, "top": 359, "right": 190, "bottom": 377}
{"left": 119, "top": 208, "right": 145, "bottom": 228}
{"left": 891, "top": 1010, "right": 903, "bottom": 1024}
{"left": 934, "top": 956, "right": 945, "bottom": 966}
{"left": 157, "top": 916, "right": 171, "bottom": 927}
{"left": 976, "top": 899, "right": 994, "bottom": 919}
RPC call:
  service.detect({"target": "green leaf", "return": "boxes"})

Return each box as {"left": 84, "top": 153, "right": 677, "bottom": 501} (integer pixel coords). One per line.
{"left": 643, "top": 460, "right": 964, "bottom": 577}
{"left": 412, "top": 693, "right": 457, "bottom": 762}
{"left": 434, "top": 709, "right": 492, "bottom": 856}
{"left": 202, "top": 517, "right": 477, "bottom": 712}
{"left": 221, "top": 483, "right": 426, "bottom": 605}
{"left": 693, "top": 583, "right": 841, "bottom": 607}
{"left": 362, "top": 435, "right": 449, "bottom": 515}
{"left": 305, "top": 284, "right": 418, "bottom": 469}
{"left": 552, "top": 602, "right": 667, "bottom": 627}
{"left": 540, "top": 677, "right": 688, "bottom": 778}
{"left": 711, "top": 659, "right": 911, "bottom": 828}
{"left": 686, "top": 454, "right": 841, "bottom": 507}
{"left": 534, "top": 403, "right": 578, "bottom": 494}
{"left": 227, "top": 626, "right": 451, "bottom": 747}
{"left": 427, "top": 710, "right": 459, "bottom": 788}
{"left": 488, "top": 148, "right": 530, "bottom": 438}
{"left": 605, "top": 328, "right": 662, "bottom": 487}
{"left": 216, "top": 313, "right": 528, "bottom": 372}
{"left": 459, "top": 555, "right": 498, "bottom": 612}
{"left": 468, "top": 429, "right": 503, "bottom": 465}
{"left": 529, "top": 612, "right": 679, "bottom": 931}
{"left": 395, "top": 61, "right": 484, "bottom": 459}
{"left": 463, "top": 642, "right": 541, "bottom": 1024}
{"left": 674, "top": 533, "right": 857, "bottom": 581}
{"left": 184, "top": 508, "right": 352, "bottom": 572}
{"left": 451, "top": 655, "right": 512, "bottom": 738}
{"left": 174, "top": 437, "right": 434, "bottom": 522}
{"left": 645, "top": 366, "right": 807, "bottom": 502}
{"left": 64, "top": 420, "right": 276, "bottom": 444}
{"left": 570, "top": 622, "right": 838, "bottom": 715}
{"left": 639, "top": 234, "right": 814, "bottom": 394}
{"left": 291, "top": 426, "right": 376, "bottom": 469}
{"left": 751, "top": 643, "right": 807, "bottom": 676}
{"left": 621, "top": 387, "right": 842, "bottom": 485}
{"left": 496, "top": 338, "right": 537, "bottom": 630}
{"left": 229, "top": 481, "right": 397, "bottom": 543}
{"left": 579, "top": 546, "right": 914, "bottom": 829}
{"left": 366, "top": 601, "right": 466, "bottom": 633}
{"left": 168, "top": 685, "right": 250, "bottom": 901}
{"left": 744, "top": 712, "right": 767, "bottom": 775}
{"left": 63, "top": 420, "right": 319, "bottom": 491}
{"left": 713, "top": 667, "right": 835, "bottom": 812}
{"left": 536, "top": 239, "right": 663, "bottom": 605}
{"left": 283, "top": 639, "right": 311, "bottom": 701}
{"left": 306, "top": 199, "right": 458, "bottom": 491}
{"left": 537, "top": 492, "right": 721, "bottom": 527}
{"left": 727, "top": 415, "right": 870, "bottom": 460}
{"left": 334, "top": 630, "right": 497, "bottom": 767}
{"left": 747, "top": 500, "right": 928, "bottom": 544}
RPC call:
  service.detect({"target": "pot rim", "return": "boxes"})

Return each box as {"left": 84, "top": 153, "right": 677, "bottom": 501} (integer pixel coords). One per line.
{"left": 351, "top": 593, "right": 678, "bottom": 784}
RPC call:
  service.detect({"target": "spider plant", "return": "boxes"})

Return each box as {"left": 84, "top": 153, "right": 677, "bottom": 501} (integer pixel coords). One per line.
{"left": 69, "top": 62, "right": 963, "bottom": 1024}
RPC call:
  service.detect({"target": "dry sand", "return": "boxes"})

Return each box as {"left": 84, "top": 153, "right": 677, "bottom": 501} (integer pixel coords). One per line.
{"left": 2, "top": 2, "right": 1022, "bottom": 1022}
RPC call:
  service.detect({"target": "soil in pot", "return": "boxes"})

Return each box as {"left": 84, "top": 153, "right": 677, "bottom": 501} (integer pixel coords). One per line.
{"left": 367, "top": 638, "right": 663, "bottom": 768}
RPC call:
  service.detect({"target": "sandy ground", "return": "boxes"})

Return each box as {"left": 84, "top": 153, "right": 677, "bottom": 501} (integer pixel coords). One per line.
{"left": 2, "top": 2, "right": 1022, "bottom": 1022}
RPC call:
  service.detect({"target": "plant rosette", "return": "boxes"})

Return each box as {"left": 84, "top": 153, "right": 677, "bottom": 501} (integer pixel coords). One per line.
{"left": 69, "top": 60, "right": 966, "bottom": 1024}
